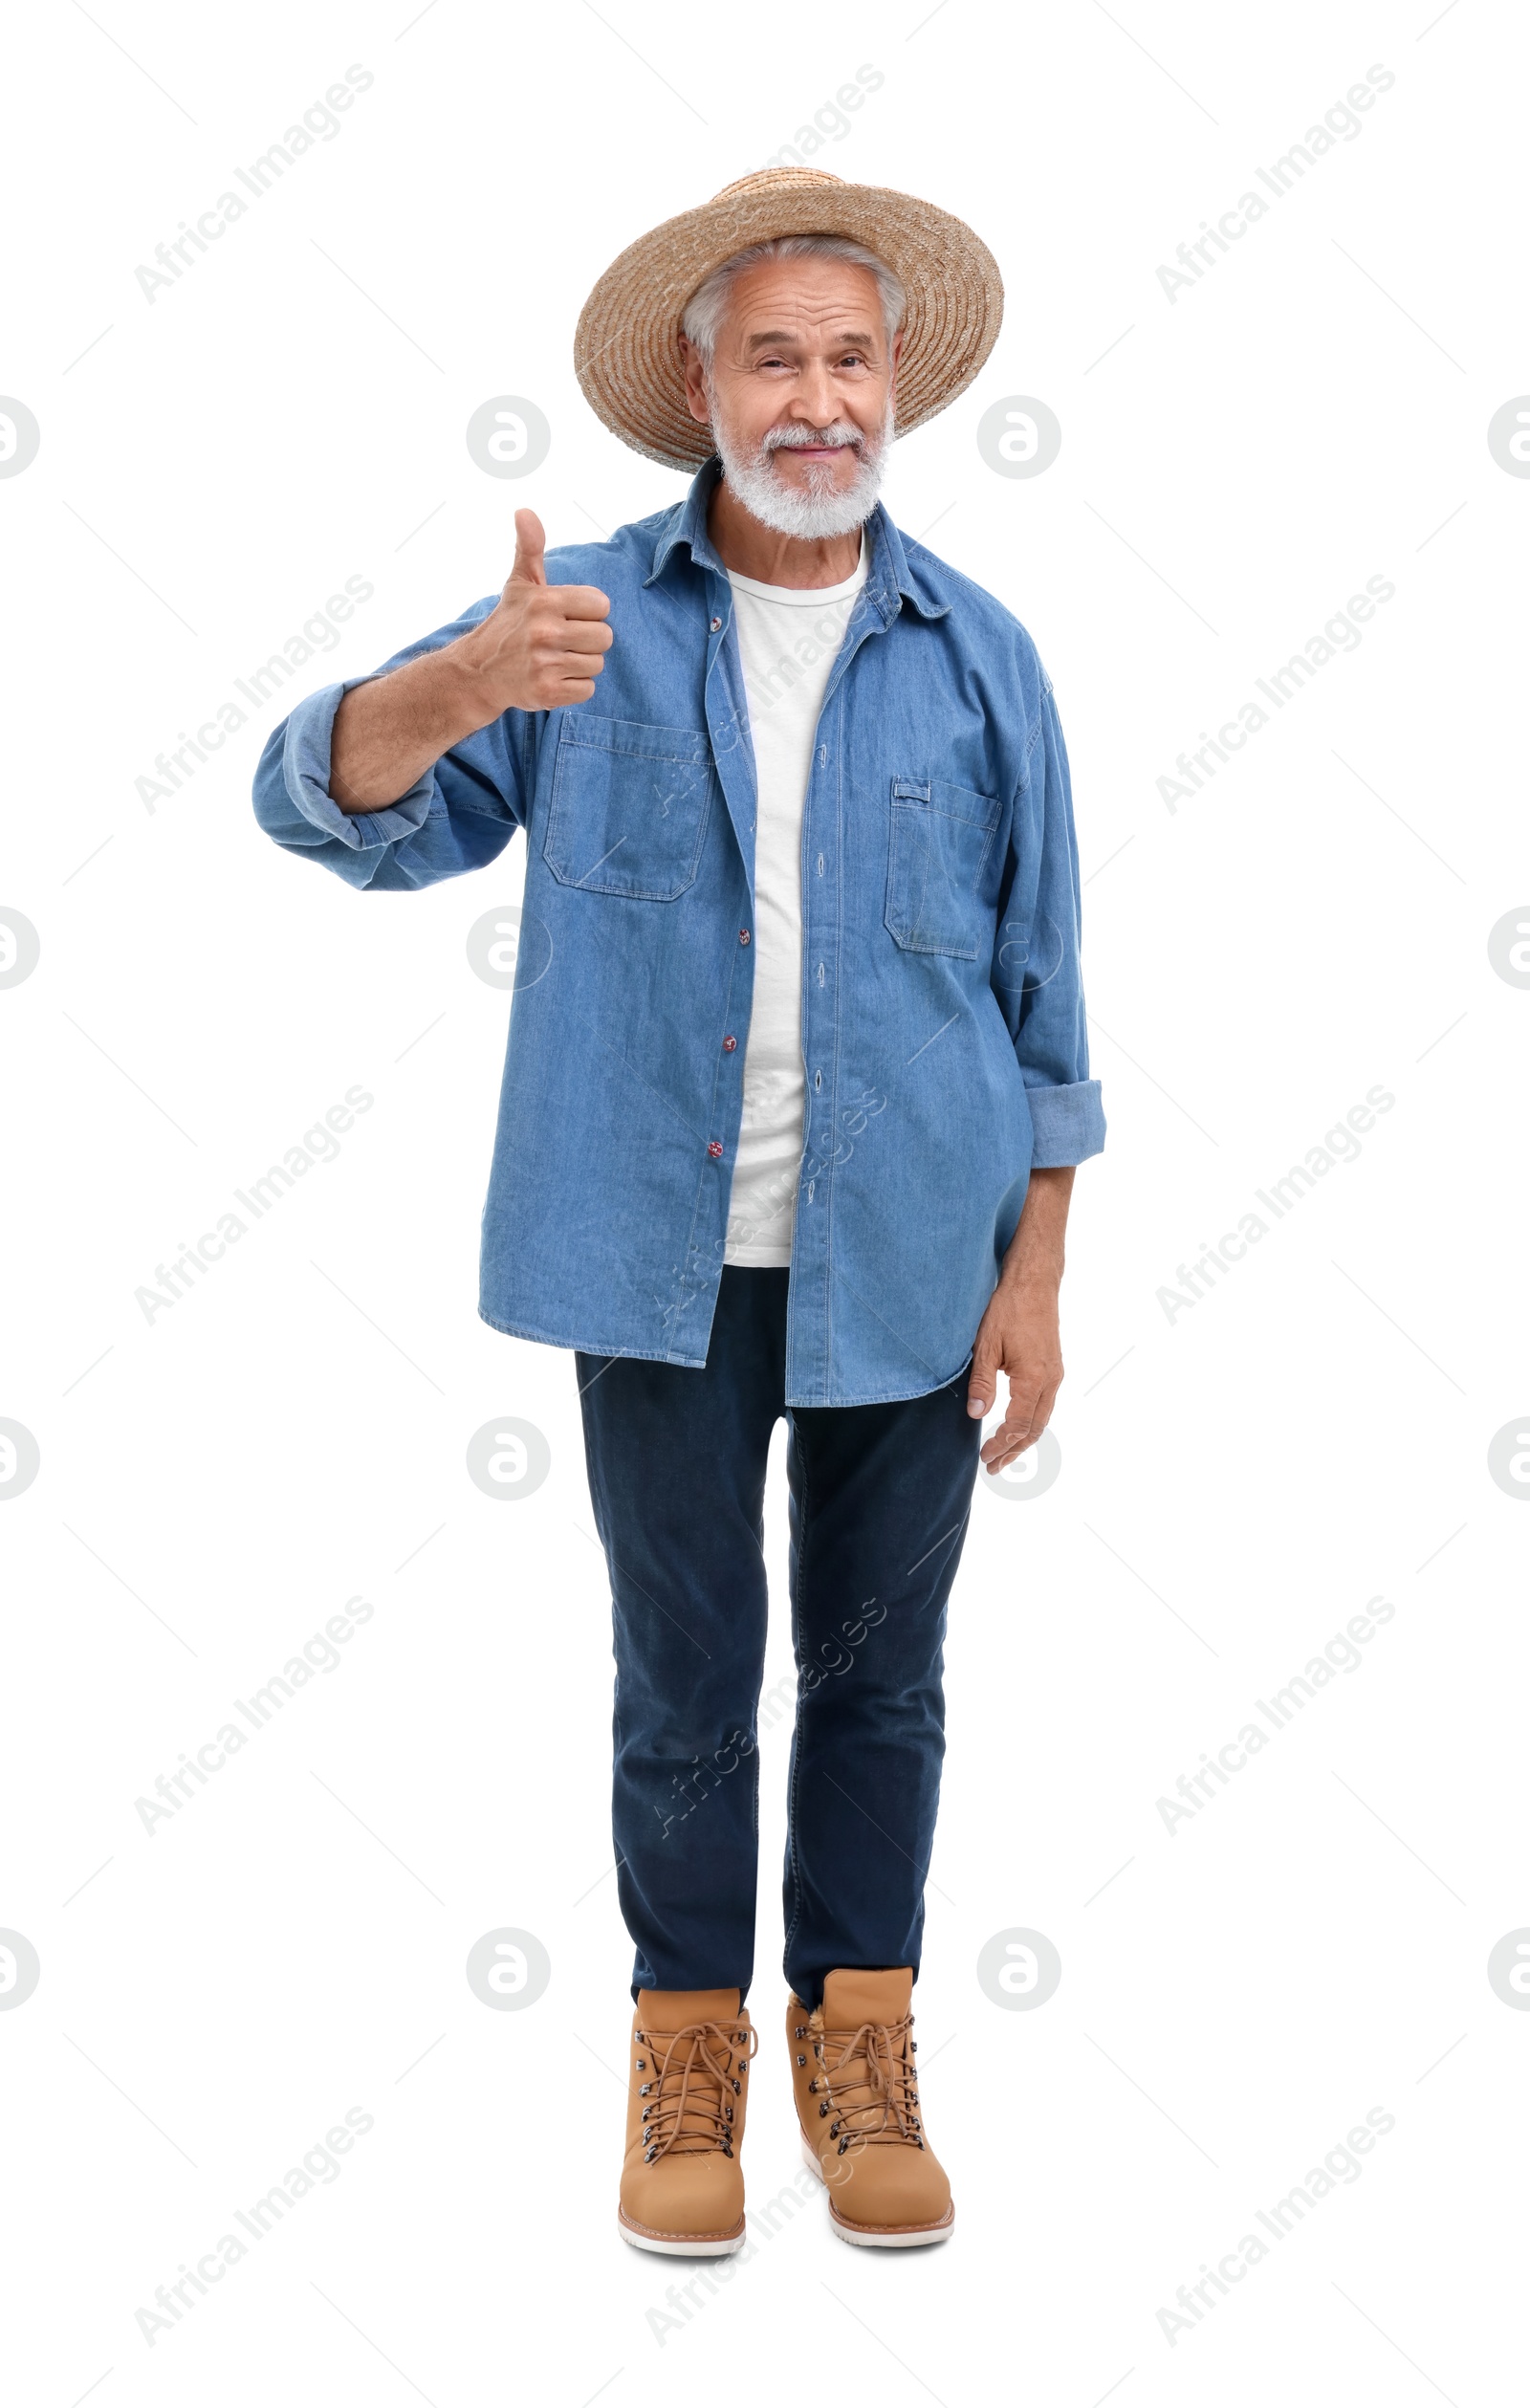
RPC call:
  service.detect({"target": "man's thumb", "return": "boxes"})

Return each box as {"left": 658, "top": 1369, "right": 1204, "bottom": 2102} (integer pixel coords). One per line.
{"left": 508, "top": 509, "right": 547, "bottom": 586}
{"left": 967, "top": 1342, "right": 998, "bottom": 1420}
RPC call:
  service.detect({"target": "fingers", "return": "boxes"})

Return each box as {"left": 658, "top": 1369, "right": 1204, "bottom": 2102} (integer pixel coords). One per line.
{"left": 501, "top": 558, "right": 611, "bottom": 625}
{"left": 980, "top": 1423, "right": 1034, "bottom": 1473}
{"left": 542, "top": 650, "right": 607, "bottom": 683}
{"left": 519, "top": 658, "right": 604, "bottom": 710}
{"left": 978, "top": 1399, "right": 1035, "bottom": 1471}
{"left": 978, "top": 1379, "right": 1061, "bottom": 1472}
{"left": 550, "top": 618, "right": 614, "bottom": 655}
{"left": 508, "top": 509, "right": 547, "bottom": 585}
{"left": 555, "top": 584, "right": 612, "bottom": 621}
{"left": 497, "top": 582, "right": 611, "bottom": 641}
{"left": 487, "top": 524, "right": 614, "bottom": 711}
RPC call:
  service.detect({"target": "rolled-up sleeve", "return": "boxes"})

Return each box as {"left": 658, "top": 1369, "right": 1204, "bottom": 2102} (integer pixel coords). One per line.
{"left": 997, "top": 664, "right": 1105, "bottom": 1167}
{"left": 251, "top": 602, "right": 528, "bottom": 893}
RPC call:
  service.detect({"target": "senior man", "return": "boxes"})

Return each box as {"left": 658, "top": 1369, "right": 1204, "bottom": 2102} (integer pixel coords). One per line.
{"left": 254, "top": 166, "right": 1104, "bottom": 2253}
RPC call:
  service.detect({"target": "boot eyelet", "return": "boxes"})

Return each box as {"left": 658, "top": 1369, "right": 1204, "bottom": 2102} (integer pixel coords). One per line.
{"left": 796, "top": 2054, "right": 806, "bottom": 2067}
{"left": 819, "top": 2104, "right": 828, "bottom": 2117}
{"left": 635, "top": 2058, "right": 645, "bottom": 2069}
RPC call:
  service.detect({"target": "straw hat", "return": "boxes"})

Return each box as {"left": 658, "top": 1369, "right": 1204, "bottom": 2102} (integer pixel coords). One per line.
{"left": 574, "top": 166, "right": 1004, "bottom": 470}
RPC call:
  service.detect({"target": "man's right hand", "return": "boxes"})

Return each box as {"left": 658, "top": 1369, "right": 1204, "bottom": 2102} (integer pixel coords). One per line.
{"left": 456, "top": 510, "right": 613, "bottom": 715}
{"left": 329, "top": 510, "right": 612, "bottom": 813}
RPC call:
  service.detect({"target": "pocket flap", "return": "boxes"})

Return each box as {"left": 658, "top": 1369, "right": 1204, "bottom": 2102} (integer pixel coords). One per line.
{"left": 891, "top": 775, "right": 1001, "bottom": 830}
{"left": 559, "top": 714, "right": 712, "bottom": 767}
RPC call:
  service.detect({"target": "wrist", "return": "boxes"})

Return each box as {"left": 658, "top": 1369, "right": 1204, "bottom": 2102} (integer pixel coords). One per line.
{"left": 442, "top": 628, "right": 508, "bottom": 737}
{"left": 999, "top": 1255, "right": 1063, "bottom": 1294}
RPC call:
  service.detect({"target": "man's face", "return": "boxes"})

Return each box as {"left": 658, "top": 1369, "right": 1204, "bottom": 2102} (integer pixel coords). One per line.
{"left": 681, "top": 256, "right": 901, "bottom": 538}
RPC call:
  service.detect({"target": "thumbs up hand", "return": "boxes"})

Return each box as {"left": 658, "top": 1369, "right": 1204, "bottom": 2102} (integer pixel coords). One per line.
{"left": 328, "top": 513, "right": 613, "bottom": 811}
{"left": 457, "top": 509, "right": 613, "bottom": 715}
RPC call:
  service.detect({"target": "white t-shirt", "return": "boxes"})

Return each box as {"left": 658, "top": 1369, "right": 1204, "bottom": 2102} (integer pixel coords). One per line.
{"left": 724, "top": 535, "right": 869, "bottom": 1267}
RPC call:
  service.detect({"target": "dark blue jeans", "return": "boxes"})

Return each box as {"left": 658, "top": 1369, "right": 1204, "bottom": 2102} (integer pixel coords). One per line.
{"left": 576, "top": 1266, "right": 982, "bottom": 2010}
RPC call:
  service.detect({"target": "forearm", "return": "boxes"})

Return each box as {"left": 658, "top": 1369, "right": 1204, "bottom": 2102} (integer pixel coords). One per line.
{"left": 330, "top": 643, "right": 494, "bottom": 813}
{"left": 998, "top": 1165, "right": 1074, "bottom": 1288}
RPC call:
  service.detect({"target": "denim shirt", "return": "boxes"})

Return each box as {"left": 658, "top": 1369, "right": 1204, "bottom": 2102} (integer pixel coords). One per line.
{"left": 251, "top": 459, "right": 1104, "bottom": 1406}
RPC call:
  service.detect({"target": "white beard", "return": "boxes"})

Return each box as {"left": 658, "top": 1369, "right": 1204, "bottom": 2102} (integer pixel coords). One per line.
{"left": 711, "top": 401, "right": 893, "bottom": 539}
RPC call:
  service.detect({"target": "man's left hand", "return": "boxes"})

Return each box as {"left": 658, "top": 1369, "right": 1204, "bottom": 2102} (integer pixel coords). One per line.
{"left": 967, "top": 1277, "right": 1064, "bottom": 1472}
{"left": 966, "top": 1163, "right": 1075, "bottom": 1471}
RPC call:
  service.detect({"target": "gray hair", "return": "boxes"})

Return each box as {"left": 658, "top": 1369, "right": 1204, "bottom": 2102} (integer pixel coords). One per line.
{"left": 680, "top": 233, "right": 906, "bottom": 367}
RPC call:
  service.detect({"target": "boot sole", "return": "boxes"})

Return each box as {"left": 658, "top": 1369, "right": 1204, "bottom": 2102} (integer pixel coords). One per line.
{"left": 798, "top": 2129, "right": 955, "bottom": 2246}
{"left": 617, "top": 2207, "right": 747, "bottom": 2257}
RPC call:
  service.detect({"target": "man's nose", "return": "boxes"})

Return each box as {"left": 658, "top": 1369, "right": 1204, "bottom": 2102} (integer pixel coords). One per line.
{"left": 792, "top": 358, "right": 840, "bottom": 422}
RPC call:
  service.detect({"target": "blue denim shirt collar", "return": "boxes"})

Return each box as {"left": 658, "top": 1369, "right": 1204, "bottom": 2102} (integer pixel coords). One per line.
{"left": 645, "top": 456, "right": 951, "bottom": 624}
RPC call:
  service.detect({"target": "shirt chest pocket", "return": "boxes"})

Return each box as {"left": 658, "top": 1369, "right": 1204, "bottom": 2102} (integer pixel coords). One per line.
{"left": 543, "top": 714, "right": 715, "bottom": 900}
{"left": 885, "top": 776, "right": 1003, "bottom": 959}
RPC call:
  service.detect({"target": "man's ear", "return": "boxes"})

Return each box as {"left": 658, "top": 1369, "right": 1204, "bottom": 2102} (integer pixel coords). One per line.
{"left": 887, "top": 326, "right": 904, "bottom": 407}
{"left": 678, "top": 334, "right": 711, "bottom": 427}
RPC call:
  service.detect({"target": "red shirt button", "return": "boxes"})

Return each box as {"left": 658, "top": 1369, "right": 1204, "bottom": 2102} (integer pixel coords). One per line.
{"left": 722, "top": 1035, "right": 737, "bottom": 1052}
{"left": 739, "top": 930, "right": 751, "bottom": 945}
{"left": 710, "top": 616, "right": 723, "bottom": 633}
{"left": 708, "top": 1140, "right": 724, "bottom": 1158}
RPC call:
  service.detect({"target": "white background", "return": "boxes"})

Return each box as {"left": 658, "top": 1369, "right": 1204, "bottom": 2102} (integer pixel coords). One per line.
{"left": 2, "top": 1, "right": 1526, "bottom": 2401}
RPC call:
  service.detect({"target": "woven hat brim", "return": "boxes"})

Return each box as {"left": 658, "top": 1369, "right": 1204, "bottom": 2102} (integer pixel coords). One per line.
{"left": 574, "top": 173, "right": 1004, "bottom": 469}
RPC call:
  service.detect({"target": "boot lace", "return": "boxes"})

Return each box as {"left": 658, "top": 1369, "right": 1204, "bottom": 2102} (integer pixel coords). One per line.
{"left": 810, "top": 2012, "right": 924, "bottom": 2153}
{"left": 636, "top": 2020, "right": 758, "bottom": 2165}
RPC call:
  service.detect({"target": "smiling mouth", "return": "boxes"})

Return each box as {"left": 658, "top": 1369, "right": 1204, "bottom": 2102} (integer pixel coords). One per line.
{"left": 774, "top": 443, "right": 858, "bottom": 465}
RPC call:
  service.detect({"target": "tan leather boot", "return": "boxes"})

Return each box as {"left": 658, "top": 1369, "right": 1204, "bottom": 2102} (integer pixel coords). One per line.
{"left": 618, "top": 1986, "right": 757, "bottom": 2254}
{"left": 789, "top": 1967, "right": 953, "bottom": 2245}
